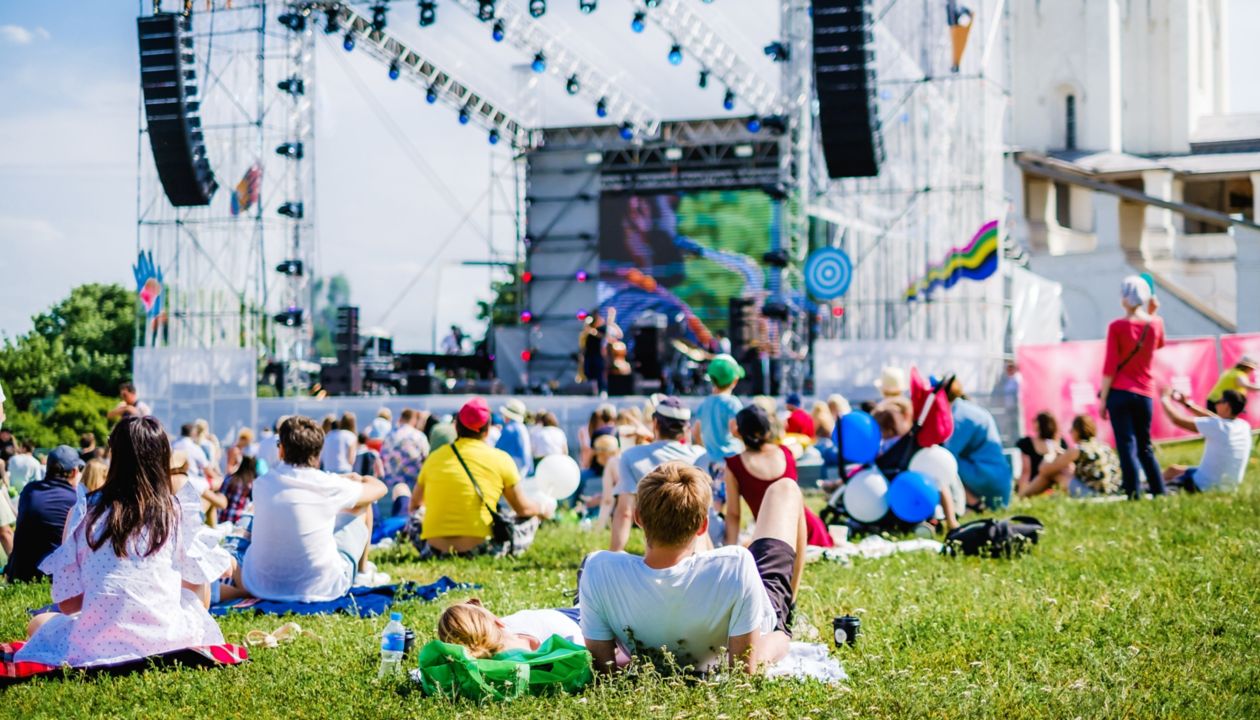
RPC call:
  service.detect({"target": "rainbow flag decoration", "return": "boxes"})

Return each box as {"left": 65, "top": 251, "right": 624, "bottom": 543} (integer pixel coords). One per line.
{"left": 904, "top": 219, "right": 1000, "bottom": 301}
{"left": 230, "top": 163, "right": 261, "bottom": 216}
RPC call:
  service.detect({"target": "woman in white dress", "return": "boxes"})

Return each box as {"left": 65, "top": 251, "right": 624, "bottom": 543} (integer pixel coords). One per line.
{"left": 16, "top": 416, "right": 231, "bottom": 668}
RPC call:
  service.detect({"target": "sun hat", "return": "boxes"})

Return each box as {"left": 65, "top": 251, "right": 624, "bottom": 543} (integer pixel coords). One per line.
{"left": 874, "top": 366, "right": 908, "bottom": 396}
{"left": 652, "top": 396, "right": 691, "bottom": 423}
{"left": 499, "top": 398, "right": 527, "bottom": 423}
{"left": 1237, "top": 355, "right": 1257, "bottom": 370}
{"left": 706, "top": 354, "right": 745, "bottom": 388}
{"left": 458, "top": 397, "right": 492, "bottom": 431}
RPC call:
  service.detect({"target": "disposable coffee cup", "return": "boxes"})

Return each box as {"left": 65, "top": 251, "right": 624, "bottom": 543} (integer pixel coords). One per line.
{"left": 828, "top": 524, "right": 848, "bottom": 546}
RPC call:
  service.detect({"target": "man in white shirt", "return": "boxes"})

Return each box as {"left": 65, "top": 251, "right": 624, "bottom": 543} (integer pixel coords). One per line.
{"left": 239, "top": 415, "right": 387, "bottom": 602}
{"left": 580, "top": 461, "right": 801, "bottom": 675}
{"left": 106, "top": 382, "right": 152, "bottom": 421}
{"left": 6, "top": 439, "right": 44, "bottom": 495}
{"left": 1160, "top": 389, "right": 1253, "bottom": 492}
{"left": 609, "top": 397, "right": 708, "bottom": 552}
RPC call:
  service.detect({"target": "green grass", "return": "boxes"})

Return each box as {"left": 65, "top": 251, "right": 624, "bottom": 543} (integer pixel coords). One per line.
{"left": 2, "top": 441, "right": 1259, "bottom": 719}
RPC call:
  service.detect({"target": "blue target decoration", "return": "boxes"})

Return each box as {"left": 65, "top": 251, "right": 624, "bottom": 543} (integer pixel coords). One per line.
{"left": 804, "top": 247, "right": 853, "bottom": 299}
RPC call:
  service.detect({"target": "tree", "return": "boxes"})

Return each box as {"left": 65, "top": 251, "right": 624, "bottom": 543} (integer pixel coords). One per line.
{"left": 43, "top": 385, "right": 116, "bottom": 447}
{"left": 31, "top": 283, "right": 135, "bottom": 397}
{"left": 311, "top": 273, "right": 351, "bottom": 358}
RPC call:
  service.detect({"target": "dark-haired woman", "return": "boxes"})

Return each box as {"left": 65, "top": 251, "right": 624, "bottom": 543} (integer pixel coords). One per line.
{"left": 725, "top": 406, "right": 828, "bottom": 598}
{"left": 1015, "top": 411, "right": 1069, "bottom": 497}
{"left": 16, "top": 416, "right": 230, "bottom": 667}
{"left": 218, "top": 455, "right": 257, "bottom": 525}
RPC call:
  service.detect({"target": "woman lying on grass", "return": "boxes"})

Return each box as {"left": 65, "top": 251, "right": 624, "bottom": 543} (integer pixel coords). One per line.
{"left": 437, "top": 599, "right": 631, "bottom": 665}
{"left": 15, "top": 416, "right": 232, "bottom": 667}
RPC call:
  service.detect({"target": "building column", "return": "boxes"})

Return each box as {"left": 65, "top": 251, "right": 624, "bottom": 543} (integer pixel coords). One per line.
{"left": 1141, "top": 169, "right": 1177, "bottom": 259}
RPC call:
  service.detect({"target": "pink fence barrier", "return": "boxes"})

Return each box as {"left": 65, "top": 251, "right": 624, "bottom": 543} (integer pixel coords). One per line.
{"left": 1016, "top": 335, "right": 1233, "bottom": 444}
{"left": 1220, "top": 334, "right": 1260, "bottom": 429}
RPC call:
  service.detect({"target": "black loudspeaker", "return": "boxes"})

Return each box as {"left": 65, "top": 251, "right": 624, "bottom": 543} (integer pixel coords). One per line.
{"left": 728, "top": 297, "right": 757, "bottom": 360}
{"left": 138, "top": 13, "right": 218, "bottom": 206}
{"left": 608, "top": 374, "right": 637, "bottom": 397}
{"left": 334, "top": 306, "right": 360, "bottom": 361}
{"left": 813, "top": 0, "right": 884, "bottom": 178}
{"left": 632, "top": 326, "right": 666, "bottom": 381}
{"left": 320, "top": 362, "right": 362, "bottom": 395}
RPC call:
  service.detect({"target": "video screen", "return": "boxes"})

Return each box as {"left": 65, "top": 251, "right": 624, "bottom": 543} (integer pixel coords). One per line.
{"left": 598, "top": 190, "right": 780, "bottom": 349}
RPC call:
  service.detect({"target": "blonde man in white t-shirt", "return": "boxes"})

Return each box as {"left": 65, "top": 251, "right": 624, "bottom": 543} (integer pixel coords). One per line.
{"left": 1160, "top": 389, "right": 1252, "bottom": 492}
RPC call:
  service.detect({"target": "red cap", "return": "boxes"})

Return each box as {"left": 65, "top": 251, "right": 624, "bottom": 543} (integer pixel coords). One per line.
{"left": 458, "top": 397, "right": 491, "bottom": 431}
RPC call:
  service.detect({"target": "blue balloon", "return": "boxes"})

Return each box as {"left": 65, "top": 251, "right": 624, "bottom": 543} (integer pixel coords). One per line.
{"left": 838, "top": 411, "right": 881, "bottom": 465}
{"left": 887, "top": 471, "right": 940, "bottom": 523}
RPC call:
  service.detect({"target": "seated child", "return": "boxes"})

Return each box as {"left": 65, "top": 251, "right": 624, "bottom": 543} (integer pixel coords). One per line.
{"left": 16, "top": 417, "right": 231, "bottom": 667}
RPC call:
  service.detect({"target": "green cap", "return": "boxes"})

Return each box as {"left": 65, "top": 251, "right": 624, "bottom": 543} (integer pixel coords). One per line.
{"left": 706, "top": 353, "right": 745, "bottom": 388}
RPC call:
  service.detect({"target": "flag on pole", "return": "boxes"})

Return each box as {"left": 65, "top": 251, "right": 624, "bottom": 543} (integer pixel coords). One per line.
{"left": 230, "top": 163, "right": 261, "bottom": 216}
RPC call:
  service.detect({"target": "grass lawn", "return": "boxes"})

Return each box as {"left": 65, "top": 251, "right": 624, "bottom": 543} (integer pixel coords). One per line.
{"left": 2, "top": 440, "right": 1258, "bottom": 719}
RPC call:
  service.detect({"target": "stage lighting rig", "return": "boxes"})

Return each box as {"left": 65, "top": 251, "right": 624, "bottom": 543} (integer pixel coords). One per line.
{"left": 275, "top": 260, "right": 305, "bottom": 276}
{"left": 631, "top": 11, "right": 645, "bottom": 32}
{"left": 343, "top": 31, "right": 355, "bottom": 50}
{"left": 278, "top": 11, "right": 306, "bottom": 32}
{"left": 388, "top": 59, "right": 401, "bottom": 79}
{"left": 277, "top": 76, "right": 305, "bottom": 96}
{"left": 763, "top": 41, "right": 789, "bottom": 62}
{"left": 425, "top": 84, "right": 439, "bottom": 103}
{"left": 759, "top": 114, "right": 788, "bottom": 133}
{"left": 275, "top": 142, "right": 304, "bottom": 159}
{"left": 595, "top": 97, "right": 608, "bottom": 117}
{"left": 566, "top": 74, "right": 580, "bottom": 95}
{"left": 644, "top": 0, "right": 660, "bottom": 7}
{"left": 458, "top": 105, "right": 472, "bottom": 124}
{"left": 619, "top": 122, "right": 634, "bottom": 140}
{"left": 272, "top": 308, "right": 305, "bottom": 327}
{"left": 579, "top": 0, "right": 596, "bottom": 13}
{"left": 277, "top": 201, "right": 304, "bottom": 219}
{"left": 491, "top": 19, "right": 505, "bottom": 40}
{"left": 531, "top": 51, "right": 546, "bottom": 72}
{"left": 667, "top": 43, "right": 683, "bottom": 65}
{"left": 488, "top": 128, "right": 501, "bottom": 144}
{"left": 478, "top": 0, "right": 496, "bottom": 20}
{"left": 418, "top": 1, "right": 436, "bottom": 27}
{"left": 370, "top": 3, "right": 388, "bottom": 32}
{"left": 324, "top": 5, "right": 341, "bottom": 33}
{"left": 698, "top": 69, "right": 709, "bottom": 88}
{"left": 529, "top": 0, "right": 546, "bottom": 18}
{"left": 723, "top": 89, "right": 736, "bottom": 111}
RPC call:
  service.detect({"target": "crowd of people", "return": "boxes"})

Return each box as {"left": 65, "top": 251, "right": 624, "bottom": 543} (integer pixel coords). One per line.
{"left": 0, "top": 274, "right": 1254, "bottom": 675}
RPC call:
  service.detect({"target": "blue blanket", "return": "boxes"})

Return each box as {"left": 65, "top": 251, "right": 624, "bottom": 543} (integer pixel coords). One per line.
{"left": 210, "top": 577, "right": 472, "bottom": 618}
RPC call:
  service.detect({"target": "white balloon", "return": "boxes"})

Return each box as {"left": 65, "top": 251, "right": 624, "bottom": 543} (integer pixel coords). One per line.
{"left": 533, "top": 454, "right": 581, "bottom": 499}
{"left": 909, "top": 445, "right": 964, "bottom": 511}
{"left": 842, "top": 467, "right": 889, "bottom": 523}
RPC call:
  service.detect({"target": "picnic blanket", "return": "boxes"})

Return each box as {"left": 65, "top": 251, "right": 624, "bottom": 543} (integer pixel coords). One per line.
{"left": 209, "top": 577, "right": 471, "bottom": 618}
{"left": 1, "top": 641, "right": 247, "bottom": 686}
{"left": 766, "top": 642, "right": 848, "bottom": 683}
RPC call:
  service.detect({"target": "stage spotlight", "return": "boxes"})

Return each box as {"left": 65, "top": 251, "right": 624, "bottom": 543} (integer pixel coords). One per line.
{"left": 277, "top": 76, "right": 305, "bottom": 96}
{"left": 277, "top": 201, "right": 304, "bottom": 219}
{"left": 275, "top": 142, "right": 304, "bottom": 159}
{"left": 584, "top": 151, "right": 602, "bottom": 164}
{"left": 388, "top": 60, "right": 401, "bottom": 80}
{"left": 529, "top": 0, "right": 546, "bottom": 18}
{"left": 764, "top": 41, "right": 789, "bottom": 62}
{"left": 418, "top": 1, "right": 436, "bottom": 27}
{"left": 733, "top": 143, "right": 754, "bottom": 158}
{"left": 324, "top": 6, "right": 341, "bottom": 33}
{"left": 458, "top": 106, "right": 472, "bottom": 124}
{"left": 698, "top": 69, "right": 709, "bottom": 88}
{"left": 488, "top": 128, "right": 501, "bottom": 145}
{"left": 520, "top": 349, "right": 533, "bottom": 362}
{"left": 723, "top": 89, "right": 736, "bottom": 110}
{"left": 520, "top": 310, "right": 534, "bottom": 323}
{"left": 595, "top": 97, "right": 608, "bottom": 117}
{"left": 478, "top": 0, "right": 496, "bottom": 21}
{"left": 370, "top": 3, "right": 388, "bottom": 32}
{"left": 631, "top": 11, "right": 645, "bottom": 32}
{"left": 425, "top": 85, "right": 439, "bottom": 103}
{"left": 531, "top": 51, "right": 546, "bottom": 73}
{"left": 576, "top": 270, "right": 588, "bottom": 282}
{"left": 579, "top": 0, "right": 597, "bottom": 13}
{"left": 566, "top": 74, "right": 580, "bottom": 95}
{"left": 760, "top": 114, "right": 788, "bottom": 133}
{"left": 619, "top": 122, "right": 634, "bottom": 140}
{"left": 272, "top": 308, "right": 304, "bottom": 327}
{"left": 521, "top": 271, "right": 534, "bottom": 283}
{"left": 746, "top": 117, "right": 761, "bottom": 133}
{"left": 275, "top": 259, "right": 304, "bottom": 276}
{"left": 576, "top": 310, "right": 588, "bottom": 321}
{"left": 667, "top": 43, "right": 683, "bottom": 65}
{"left": 664, "top": 147, "right": 683, "bottom": 160}
{"left": 342, "top": 32, "right": 355, "bottom": 51}
{"left": 491, "top": 19, "right": 505, "bottom": 41}
{"left": 278, "top": 11, "right": 306, "bottom": 32}
{"left": 645, "top": 0, "right": 660, "bottom": 7}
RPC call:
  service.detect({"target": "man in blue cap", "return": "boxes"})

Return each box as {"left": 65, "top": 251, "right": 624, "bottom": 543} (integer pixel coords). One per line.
{"left": 6, "top": 445, "right": 83, "bottom": 583}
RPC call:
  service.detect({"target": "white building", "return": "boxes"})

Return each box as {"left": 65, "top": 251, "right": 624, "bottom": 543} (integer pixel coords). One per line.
{"left": 1006, "top": 0, "right": 1259, "bottom": 338}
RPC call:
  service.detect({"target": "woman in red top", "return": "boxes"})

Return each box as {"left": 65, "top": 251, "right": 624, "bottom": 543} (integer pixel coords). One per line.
{"left": 725, "top": 406, "right": 833, "bottom": 559}
{"left": 1099, "top": 276, "right": 1167, "bottom": 498}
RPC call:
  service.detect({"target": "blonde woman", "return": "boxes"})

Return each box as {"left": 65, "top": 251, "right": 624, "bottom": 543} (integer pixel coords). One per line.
{"left": 437, "top": 599, "right": 583, "bottom": 658}
{"left": 81, "top": 459, "right": 109, "bottom": 493}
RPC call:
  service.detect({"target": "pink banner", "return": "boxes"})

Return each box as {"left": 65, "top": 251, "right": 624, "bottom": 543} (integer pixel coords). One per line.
{"left": 1219, "top": 333, "right": 1260, "bottom": 429}
{"left": 1017, "top": 337, "right": 1220, "bottom": 444}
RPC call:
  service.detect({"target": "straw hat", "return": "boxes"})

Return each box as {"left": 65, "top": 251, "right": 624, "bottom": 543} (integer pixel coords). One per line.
{"left": 874, "top": 366, "right": 908, "bottom": 396}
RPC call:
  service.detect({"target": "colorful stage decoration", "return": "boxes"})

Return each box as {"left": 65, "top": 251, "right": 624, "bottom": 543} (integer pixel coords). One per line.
{"left": 904, "top": 219, "right": 999, "bottom": 301}
{"left": 132, "top": 250, "right": 165, "bottom": 318}
{"left": 804, "top": 247, "right": 853, "bottom": 300}
{"left": 230, "top": 163, "right": 262, "bottom": 216}
{"left": 947, "top": 1, "right": 973, "bottom": 72}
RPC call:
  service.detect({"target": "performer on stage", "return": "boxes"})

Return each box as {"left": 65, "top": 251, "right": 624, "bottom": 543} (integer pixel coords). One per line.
{"left": 577, "top": 310, "right": 627, "bottom": 396}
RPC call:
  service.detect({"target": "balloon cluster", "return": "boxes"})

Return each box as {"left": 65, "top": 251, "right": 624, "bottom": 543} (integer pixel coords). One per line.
{"left": 832, "top": 411, "right": 950, "bottom": 524}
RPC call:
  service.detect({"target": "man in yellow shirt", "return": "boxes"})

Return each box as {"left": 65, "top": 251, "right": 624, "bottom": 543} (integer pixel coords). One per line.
{"left": 1207, "top": 356, "right": 1259, "bottom": 404}
{"left": 410, "top": 397, "right": 547, "bottom": 558}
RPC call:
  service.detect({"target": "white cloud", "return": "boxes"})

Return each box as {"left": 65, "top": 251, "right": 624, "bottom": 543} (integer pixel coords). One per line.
{"left": 0, "top": 24, "right": 50, "bottom": 46}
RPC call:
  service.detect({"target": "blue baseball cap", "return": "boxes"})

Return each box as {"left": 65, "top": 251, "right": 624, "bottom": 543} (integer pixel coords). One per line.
{"left": 786, "top": 393, "right": 803, "bottom": 408}
{"left": 47, "top": 445, "right": 86, "bottom": 475}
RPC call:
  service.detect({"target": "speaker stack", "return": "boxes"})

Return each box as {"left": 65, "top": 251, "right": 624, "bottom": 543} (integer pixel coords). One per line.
{"left": 321, "top": 305, "right": 363, "bottom": 395}
{"left": 137, "top": 13, "right": 218, "bottom": 206}
{"left": 813, "top": 0, "right": 884, "bottom": 178}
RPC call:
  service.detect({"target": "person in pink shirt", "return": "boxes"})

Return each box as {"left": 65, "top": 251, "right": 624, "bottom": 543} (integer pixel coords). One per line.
{"left": 1098, "top": 276, "right": 1167, "bottom": 499}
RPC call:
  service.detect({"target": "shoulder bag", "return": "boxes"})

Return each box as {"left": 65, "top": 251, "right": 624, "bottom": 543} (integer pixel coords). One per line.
{"left": 450, "top": 442, "right": 516, "bottom": 548}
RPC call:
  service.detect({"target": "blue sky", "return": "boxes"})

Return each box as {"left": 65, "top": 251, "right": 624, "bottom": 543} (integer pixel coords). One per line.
{"left": 0, "top": 1, "right": 1257, "bottom": 351}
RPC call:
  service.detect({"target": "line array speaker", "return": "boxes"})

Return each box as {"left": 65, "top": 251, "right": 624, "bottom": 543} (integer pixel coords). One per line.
{"left": 138, "top": 13, "right": 218, "bottom": 206}
{"left": 813, "top": 0, "right": 884, "bottom": 178}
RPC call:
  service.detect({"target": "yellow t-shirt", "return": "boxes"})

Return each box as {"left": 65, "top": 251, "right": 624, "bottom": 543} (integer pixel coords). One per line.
{"left": 419, "top": 437, "right": 519, "bottom": 540}
{"left": 1208, "top": 367, "right": 1250, "bottom": 402}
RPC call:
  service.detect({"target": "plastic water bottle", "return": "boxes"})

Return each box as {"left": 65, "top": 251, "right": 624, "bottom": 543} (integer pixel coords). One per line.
{"left": 378, "top": 612, "right": 406, "bottom": 679}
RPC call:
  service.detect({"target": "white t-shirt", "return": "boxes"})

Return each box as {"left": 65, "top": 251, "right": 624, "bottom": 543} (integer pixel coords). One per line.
{"left": 7, "top": 453, "right": 44, "bottom": 493}
{"left": 320, "top": 429, "right": 356, "bottom": 473}
{"left": 614, "top": 441, "right": 708, "bottom": 496}
{"left": 1194, "top": 416, "right": 1252, "bottom": 491}
{"left": 501, "top": 609, "right": 583, "bottom": 646}
{"left": 241, "top": 462, "right": 364, "bottom": 602}
{"left": 172, "top": 436, "right": 211, "bottom": 479}
{"left": 579, "top": 547, "right": 776, "bottom": 671}
{"left": 531, "top": 426, "right": 569, "bottom": 459}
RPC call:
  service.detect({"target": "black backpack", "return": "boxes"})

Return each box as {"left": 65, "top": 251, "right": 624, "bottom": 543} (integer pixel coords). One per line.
{"left": 942, "top": 515, "right": 1044, "bottom": 558}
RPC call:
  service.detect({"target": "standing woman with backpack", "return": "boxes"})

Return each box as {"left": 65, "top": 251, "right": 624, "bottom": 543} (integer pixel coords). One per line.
{"left": 1099, "top": 276, "right": 1167, "bottom": 499}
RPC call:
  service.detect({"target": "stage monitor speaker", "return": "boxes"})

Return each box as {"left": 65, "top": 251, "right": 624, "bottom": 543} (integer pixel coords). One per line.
{"left": 813, "top": 0, "right": 884, "bottom": 178}
{"left": 608, "top": 373, "right": 637, "bottom": 397}
{"left": 632, "top": 326, "right": 666, "bottom": 381}
{"left": 320, "top": 362, "right": 362, "bottom": 395}
{"left": 137, "top": 13, "right": 218, "bottom": 206}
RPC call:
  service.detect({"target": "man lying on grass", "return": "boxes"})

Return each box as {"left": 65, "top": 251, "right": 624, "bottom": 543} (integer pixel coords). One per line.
{"left": 579, "top": 461, "right": 804, "bottom": 675}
